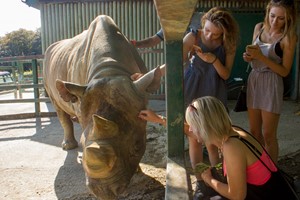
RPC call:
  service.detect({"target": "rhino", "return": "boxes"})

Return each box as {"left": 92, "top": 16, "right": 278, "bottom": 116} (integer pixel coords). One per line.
{"left": 43, "top": 15, "right": 162, "bottom": 199}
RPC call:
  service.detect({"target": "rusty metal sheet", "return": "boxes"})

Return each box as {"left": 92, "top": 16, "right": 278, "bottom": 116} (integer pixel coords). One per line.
{"left": 153, "top": 0, "right": 198, "bottom": 41}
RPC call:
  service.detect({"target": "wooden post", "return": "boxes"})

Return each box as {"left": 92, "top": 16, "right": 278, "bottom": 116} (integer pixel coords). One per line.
{"left": 32, "top": 59, "right": 40, "bottom": 117}
{"left": 153, "top": 0, "right": 198, "bottom": 157}
{"left": 152, "top": 1, "right": 198, "bottom": 197}
{"left": 165, "top": 40, "right": 185, "bottom": 157}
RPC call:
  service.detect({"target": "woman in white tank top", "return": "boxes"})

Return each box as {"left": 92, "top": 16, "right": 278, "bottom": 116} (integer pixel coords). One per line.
{"left": 242, "top": 0, "right": 297, "bottom": 163}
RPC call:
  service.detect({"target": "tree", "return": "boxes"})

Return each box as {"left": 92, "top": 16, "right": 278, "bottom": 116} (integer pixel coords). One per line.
{"left": 31, "top": 28, "right": 42, "bottom": 55}
{"left": 0, "top": 28, "right": 42, "bottom": 57}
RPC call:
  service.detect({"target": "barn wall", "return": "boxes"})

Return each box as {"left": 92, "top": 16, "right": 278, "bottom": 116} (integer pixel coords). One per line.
{"left": 40, "top": 0, "right": 165, "bottom": 95}
{"left": 39, "top": 0, "right": 299, "bottom": 99}
{"left": 41, "top": 1, "right": 161, "bottom": 50}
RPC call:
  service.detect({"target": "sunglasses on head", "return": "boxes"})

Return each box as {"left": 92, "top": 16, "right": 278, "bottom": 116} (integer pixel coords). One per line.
{"left": 189, "top": 103, "right": 199, "bottom": 116}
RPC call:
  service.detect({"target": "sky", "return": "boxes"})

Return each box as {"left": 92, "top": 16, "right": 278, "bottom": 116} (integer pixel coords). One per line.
{"left": 0, "top": 0, "right": 41, "bottom": 37}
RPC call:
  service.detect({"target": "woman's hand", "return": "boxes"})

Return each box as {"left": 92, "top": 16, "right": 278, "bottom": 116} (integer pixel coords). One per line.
{"left": 245, "top": 44, "right": 262, "bottom": 60}
{"left": 130, "top": 73, "right": 144, "bottom": 81}
{"left": 201, "top": 167, "right": 213, "bottom": 184}
{"left": 139, "top": 109, "right": 164, "bottom": 124}
{"left": 242, "top": 52, "right": 252, "bottom": 62}
{"left": 195, "top": 51, "right": 217, "bottom": 64}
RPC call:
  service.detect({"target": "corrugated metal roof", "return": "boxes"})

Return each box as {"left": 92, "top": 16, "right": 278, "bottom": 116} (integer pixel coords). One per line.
{"left": 25, "top": 0, "right": 299, "bottom": 11}
{"left": 22, "top": 0, "right": 41, "bottom": 10}
{"left": 23, "top": 0, "right": 118, "bottom": 9}
{"left": 23, "top": 0, "right": 118, "bottom": 10}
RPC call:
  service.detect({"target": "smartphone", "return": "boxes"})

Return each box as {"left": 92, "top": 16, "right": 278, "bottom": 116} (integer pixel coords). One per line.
{"left": 246, "top": 45, "right": 257, "bottom": 49}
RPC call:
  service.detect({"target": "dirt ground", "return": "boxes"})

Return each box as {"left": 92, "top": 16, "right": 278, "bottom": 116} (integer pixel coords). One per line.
{"left": 124, "top": 99, "right": 300, "bottom": 199}
{"left": 0, "top": 94, "right": 300, "bottom": 199}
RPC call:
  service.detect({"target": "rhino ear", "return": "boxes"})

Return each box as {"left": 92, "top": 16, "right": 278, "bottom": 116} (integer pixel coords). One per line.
{"left": 56, "top": 79, "right": 86, "bottom": 103}
{"left": 133, "top": 65, "right": 162, "bottom": 93}
{"left": 91, "top": 114, "right": 119, "bottom": 140}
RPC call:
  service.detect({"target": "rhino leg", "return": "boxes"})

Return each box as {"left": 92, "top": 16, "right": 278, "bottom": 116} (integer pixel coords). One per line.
{"left": 55, "top": 108, "right": 78, "bottom": 150}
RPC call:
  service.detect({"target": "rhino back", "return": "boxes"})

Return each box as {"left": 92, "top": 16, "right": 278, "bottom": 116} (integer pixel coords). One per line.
{"left": 85, "top": 15, "right": 148, "bottom": 81}
{"left": 43, "top": 15, "right": 147, "bottom": 115}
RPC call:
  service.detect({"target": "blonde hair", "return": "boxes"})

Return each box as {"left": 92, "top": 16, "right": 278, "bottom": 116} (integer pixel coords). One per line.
{"left": 201, "top": 7, "right": 240, "bottom": 54}
{"left": 264, "top": 0, "right": 297, "bottom": 40}
{"left": 185, "top": 96, "right": 232, "bottom": 143}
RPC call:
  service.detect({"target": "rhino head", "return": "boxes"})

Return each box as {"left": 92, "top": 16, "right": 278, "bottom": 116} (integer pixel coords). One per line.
{"left": 56, "top": 67, "right": 162, "bottom": 199}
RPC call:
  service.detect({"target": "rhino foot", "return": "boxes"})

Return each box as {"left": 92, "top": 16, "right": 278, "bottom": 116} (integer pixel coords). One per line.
{"left": 62, "top": 140, "right": 78, "bottom": 150}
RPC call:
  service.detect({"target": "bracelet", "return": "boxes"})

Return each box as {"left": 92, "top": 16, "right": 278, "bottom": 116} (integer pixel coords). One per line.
{"left": 210, "top": 55, "right": 217, "bottom": 64}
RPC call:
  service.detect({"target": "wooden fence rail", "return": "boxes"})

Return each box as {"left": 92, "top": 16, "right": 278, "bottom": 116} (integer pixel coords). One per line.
{"left": 0, "top": 55, "right": 57, "bottom": 120}
{"left": 0, "top": 50, "right": 164, "bottom": 120}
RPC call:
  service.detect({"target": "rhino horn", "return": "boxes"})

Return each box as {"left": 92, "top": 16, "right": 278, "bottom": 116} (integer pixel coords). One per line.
{"left": 83, "top": 142, "right": 117, "bottom": 179}
{"left": 133, "top": 65, "right": 162, "bottom": 93}
{"left": 91, "top": 114, "right": 119, "bottom": 140}
{"left": 56, "top": 79, "right": 86, "bottom": 103}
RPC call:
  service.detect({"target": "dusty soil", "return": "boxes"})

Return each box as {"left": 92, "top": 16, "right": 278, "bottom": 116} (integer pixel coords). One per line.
{"left": 0, "top": 98, "right": 299, "bottom": 200}
{"left": 122, "top": 124, "right": 300, "bottom": 200}
{"left": 1, "top": 117, "right": 299, "bottom": 200}
{"left": 120, "top": 100, "right": 300, "bottom": 199}
{"left": 131, "top": 100, "right": 300, "bottom": 199}
{"left": 278, "top": 150, "right": 300, "bottom": 184}
{"left": 118, "top": 124, "right": 167, "bottom": 200}
{"left": 127, "top": 125, "right": 300, "bottom": 200}
{"left": 123, "top": 122, "right": 300, "bottom": 200}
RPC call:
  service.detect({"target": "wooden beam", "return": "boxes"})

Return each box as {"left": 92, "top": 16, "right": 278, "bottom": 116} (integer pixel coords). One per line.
{"left": 153, "top": 0, "right": 198, "bottom": 41}
{"left": 153, "top": 0, "right": 198, "bottom": 157}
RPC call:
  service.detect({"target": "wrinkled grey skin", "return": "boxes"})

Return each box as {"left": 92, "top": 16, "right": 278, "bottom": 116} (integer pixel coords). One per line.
{"left": 43, "top": 15, "right": 161, "bottom": 199}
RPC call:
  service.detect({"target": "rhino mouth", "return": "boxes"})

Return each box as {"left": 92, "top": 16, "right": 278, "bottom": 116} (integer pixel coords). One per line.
{"left": 86, "top": 169, "right": 132, "bottom": 199}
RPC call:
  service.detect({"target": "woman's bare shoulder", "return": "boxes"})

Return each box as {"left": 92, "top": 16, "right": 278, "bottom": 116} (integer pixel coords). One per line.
{"left": 254, "top": 22, "right": 264, "bottom": 29}
{"left": 282, "top": 32, "right": 298, "bottom": 45}
{"left": 183, "top": 32, "right": 197, "bottom": 46}
{"left": 253, "top": 22, "right": 263, "bottom": 35}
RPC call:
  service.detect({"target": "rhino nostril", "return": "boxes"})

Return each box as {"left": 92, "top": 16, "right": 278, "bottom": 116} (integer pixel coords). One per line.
{"left": 112, "top": 183, "right": 128, "bottom": 196}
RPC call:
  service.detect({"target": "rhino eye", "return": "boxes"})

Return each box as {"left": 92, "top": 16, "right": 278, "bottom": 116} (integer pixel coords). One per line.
{"left": 130, "top": 146, "right": 139, "bottom": 157}
{"left": 130, "top": 140, "right": 143, "bottom": 157}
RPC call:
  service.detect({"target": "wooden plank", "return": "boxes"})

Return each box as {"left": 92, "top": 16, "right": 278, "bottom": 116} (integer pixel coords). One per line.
{"left": 0, "top": 98, "right": 51, "bottom": 104}
{"left": 0, "top": 55, "right": 44, "bottom": 62}
{"left": 0, "top": 84, "right": 45, "bottom": 90}
{"left": 0, "top": 112, "right": 57, "bottom": 121}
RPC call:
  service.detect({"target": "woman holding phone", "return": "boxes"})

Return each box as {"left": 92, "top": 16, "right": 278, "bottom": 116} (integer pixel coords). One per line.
{"left": 243, "top": 0, "right": 297, "bottom": 163}
{"left": 182, "top": 7, "right": 239, "bottom": 199}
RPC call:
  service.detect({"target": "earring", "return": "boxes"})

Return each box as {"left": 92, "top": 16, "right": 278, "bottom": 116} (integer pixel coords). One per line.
{"left": 218, "top": 148, "right": 222, "bottom": 159}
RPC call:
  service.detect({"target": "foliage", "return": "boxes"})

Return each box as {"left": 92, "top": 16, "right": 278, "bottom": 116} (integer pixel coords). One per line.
{"left": 0, "top": 28, "right": 42, "bottom": 57}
